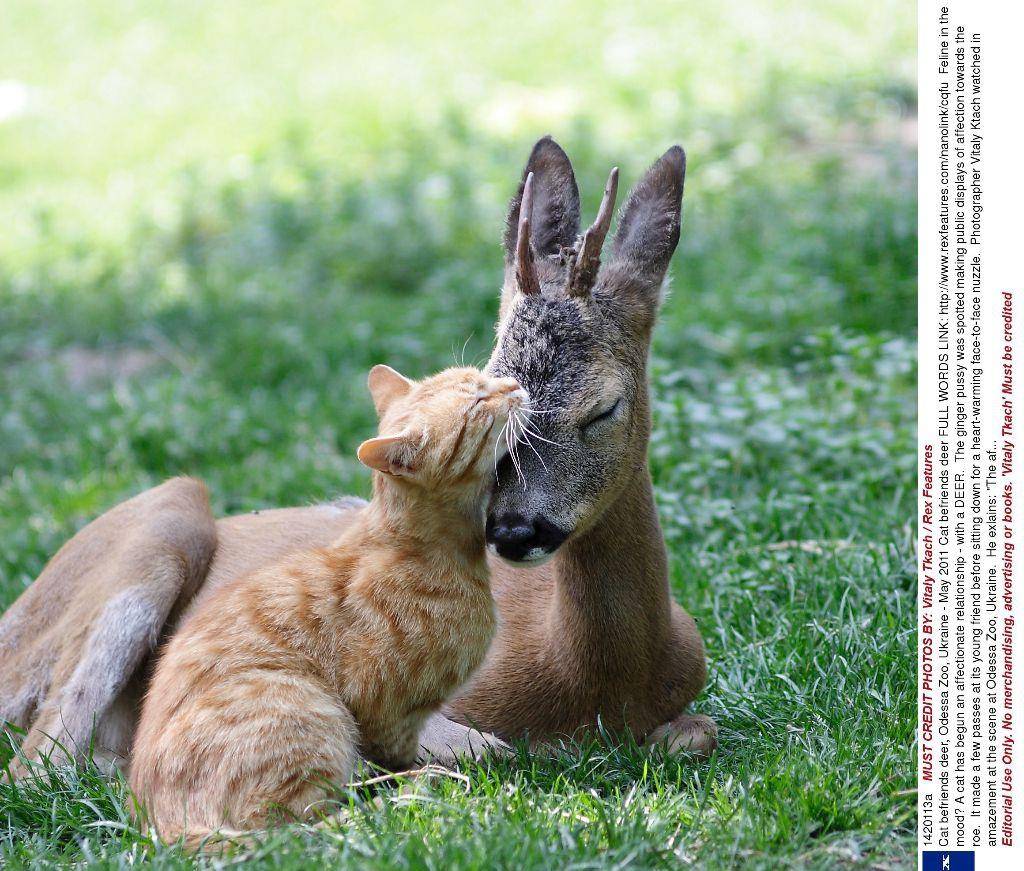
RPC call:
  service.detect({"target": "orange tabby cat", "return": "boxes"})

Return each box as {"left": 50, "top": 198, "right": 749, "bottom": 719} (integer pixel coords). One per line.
{"left": 129, "top": 365, "right": 525, "bottom": 846}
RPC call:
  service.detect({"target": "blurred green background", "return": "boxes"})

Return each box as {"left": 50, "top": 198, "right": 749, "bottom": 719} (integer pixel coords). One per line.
{"left": 1, "top": 1, "right": 916, "bottom": 866}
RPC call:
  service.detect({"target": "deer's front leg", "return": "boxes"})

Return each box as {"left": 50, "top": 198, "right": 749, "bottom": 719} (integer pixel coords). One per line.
{"left": 645, "top": 713, "right": 718, "bottom": 756}
{"left": 417, "top": 712, "right": 511, "bottom": 766}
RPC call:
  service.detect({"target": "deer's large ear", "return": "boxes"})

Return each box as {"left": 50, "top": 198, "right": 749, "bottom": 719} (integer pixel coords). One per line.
{"left": 357, "top": 430, "right": 418, "bottom": 477}
{"left": 503, "top": 137, "right": 580, "bottom": 267}
{"left": 367, "top": 364, "right": 413, "bottom": 417}
{"left": 607, "top": 146, "right": 686, "bottom": 297}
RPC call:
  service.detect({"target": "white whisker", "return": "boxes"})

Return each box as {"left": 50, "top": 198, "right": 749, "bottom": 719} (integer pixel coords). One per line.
{"left": 508, "top": 410, "right": 527, "bottom": 488}
{"left": 509, "top": 444, "right": 524, "bottom": 488}
{"left": 503, "top": 412, "right": 519, "bottom": 480}
{"left": 514, "top": 419, "right": 527, "bottom": 486}
{"left": 517, "top": 414, "right": 564, "bottom": 448}
{"left": 494, "top": 417, "right": 511, "bottom": 476}
{"left": 511, "top": 408, "right": 547, "bottom": 471}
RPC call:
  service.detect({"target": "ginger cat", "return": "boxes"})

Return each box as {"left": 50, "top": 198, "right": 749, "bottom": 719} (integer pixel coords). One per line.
{"left": 129, "top": 365, "right": 525, "bottom": 846}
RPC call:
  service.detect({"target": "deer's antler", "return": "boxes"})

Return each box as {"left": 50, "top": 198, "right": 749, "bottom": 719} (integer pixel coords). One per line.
{"left": 567, "top": 167, "right": 618, "bottom": 298}
{"left": 515, "top": 172, "right": 541, "bottom": 296}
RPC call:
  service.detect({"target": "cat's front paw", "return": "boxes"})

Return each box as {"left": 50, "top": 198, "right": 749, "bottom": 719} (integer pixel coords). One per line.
{"left": 645, "top": 713, "right": 718, "bottom": 757}
{"left": 417, "top": 713, "right": 511, "bottom": 766}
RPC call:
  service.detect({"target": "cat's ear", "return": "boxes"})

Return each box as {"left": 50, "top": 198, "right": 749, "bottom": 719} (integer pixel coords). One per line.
{"left": 357, "top": 430, "right": 419, "bottom": 477}
{"left": 367, "top": 364, "right": 413, "bottom": 417}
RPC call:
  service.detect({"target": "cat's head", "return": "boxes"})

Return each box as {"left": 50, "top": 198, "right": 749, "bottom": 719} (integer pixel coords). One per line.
{"left": 357, "top": 365, "right": 527, "bottom": 499}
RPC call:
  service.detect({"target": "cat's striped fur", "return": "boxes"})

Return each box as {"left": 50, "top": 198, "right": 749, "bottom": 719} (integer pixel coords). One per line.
{"left": 129, "top": 366, "right": 525, "bottom": 846}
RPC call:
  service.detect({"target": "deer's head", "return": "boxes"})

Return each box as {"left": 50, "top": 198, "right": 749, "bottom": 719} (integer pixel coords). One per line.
{"left": 486, "top": 137, "right": 685, "bottom": 564}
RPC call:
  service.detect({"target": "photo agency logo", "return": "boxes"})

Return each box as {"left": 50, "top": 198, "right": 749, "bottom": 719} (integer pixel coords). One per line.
{"left": 922, "top": 851, "right": 975, "bottom": 871}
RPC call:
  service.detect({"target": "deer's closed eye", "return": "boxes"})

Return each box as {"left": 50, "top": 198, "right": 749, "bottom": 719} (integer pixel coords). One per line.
{"left": 582, "top": 398, "right": 622, "bottom": 433}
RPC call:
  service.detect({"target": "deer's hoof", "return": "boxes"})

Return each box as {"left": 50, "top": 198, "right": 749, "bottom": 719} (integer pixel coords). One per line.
{"left": 646, "top": 713, "right": 718, "bottom": 757}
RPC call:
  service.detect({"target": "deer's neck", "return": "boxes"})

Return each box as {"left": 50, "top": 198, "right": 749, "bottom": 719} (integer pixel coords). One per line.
{"left": 548, "top": 463, "right": 672, "bottom": 681}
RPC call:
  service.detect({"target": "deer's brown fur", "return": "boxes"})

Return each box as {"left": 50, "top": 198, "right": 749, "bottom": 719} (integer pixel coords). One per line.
{"left": 0, "top": 138, "right": 714, "bottom": 776}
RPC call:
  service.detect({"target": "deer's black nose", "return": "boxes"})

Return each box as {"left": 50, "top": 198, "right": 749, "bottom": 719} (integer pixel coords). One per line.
{"left": 486, "top": 513, "right": 569, "bottom": 563}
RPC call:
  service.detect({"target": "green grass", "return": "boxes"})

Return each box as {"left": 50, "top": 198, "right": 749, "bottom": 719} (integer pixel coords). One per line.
{"left": 1, "top": 1, "right": 915, "bottom": 867}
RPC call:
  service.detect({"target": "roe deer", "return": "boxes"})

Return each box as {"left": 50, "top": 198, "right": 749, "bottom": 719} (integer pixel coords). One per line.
{"left": 0, "top": 137, "right": 714, "bottom": 776}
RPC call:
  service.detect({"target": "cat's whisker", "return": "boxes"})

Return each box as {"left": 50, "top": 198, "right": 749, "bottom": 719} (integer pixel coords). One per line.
{"left": 502, "top": 414, "right": 518, "bottom": 474}
{"left": 517, "top": 415, "right": 564, "bottom": 449}
{"left": 520, "top": 405, "right": 561, "bottom": 431}
{"left": 515, "top": 428, "right": 533, "bottom": 484}
{"left": 506, "top": 412, "right": 527, "bottom": 488}
{"left": 519, "top": 424, "right": 563, "bottom": 449}
{"left": 509, "top": 448, "right": 524, "bottom": 488}
{"left": 514, "top": 409, "right": 548, "bottom": 472}
{"left": 508, "top": 429, "right": 524, "bottom": 488}
{"left": 451, "top": 334, "right": 475, "bottom": 367}
{"left": 494, "top": 417, "right": 512, "bottom": 476}
{"left": 524, "top": 402, "right": 568, "bottom": 416}
{"left": 521, "top": 436, "right": 547, "bottom": 471}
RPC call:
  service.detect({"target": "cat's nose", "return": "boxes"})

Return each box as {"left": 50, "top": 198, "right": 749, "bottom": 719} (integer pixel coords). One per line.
{"left": 486, "top": 513, "right": 568, "bottom": 563}
{"left": 506, "top": 386, "right": 528, "bottom": 410}
{"left": 491, "top": 378, "right": 525, "bottom": 400}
